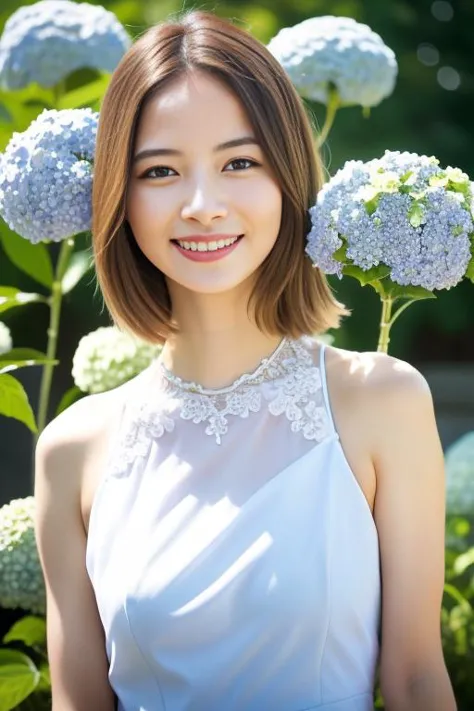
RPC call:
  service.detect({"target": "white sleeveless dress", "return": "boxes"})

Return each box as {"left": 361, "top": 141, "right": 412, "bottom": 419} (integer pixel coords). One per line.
{"left": 86, "top": 336, "right": 381, "bottom": 711}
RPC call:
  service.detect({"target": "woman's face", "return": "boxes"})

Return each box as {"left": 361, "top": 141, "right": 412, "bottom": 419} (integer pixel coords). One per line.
{"left": 126, "top": 71, "right": 282, "bottom": 298}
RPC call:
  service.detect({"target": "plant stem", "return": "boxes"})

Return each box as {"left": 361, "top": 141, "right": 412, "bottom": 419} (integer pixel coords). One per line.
{"left": 377, "top": 295, "right": 394, "bottom": 353}
{"left": 315, "top": 87, "right": 340, "bottom": 149}
{"left": 35, "top": 238, "right": 74, "bottom": 442}
{"left": 388, "top": 299, "right": 416, "bottom": 328}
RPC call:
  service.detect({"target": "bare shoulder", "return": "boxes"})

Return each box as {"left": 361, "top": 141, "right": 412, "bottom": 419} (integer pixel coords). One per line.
{"left": 36, "top": 383, "right": 125, "bottom": 464}
{"left": 323, "top": 343, "right": 432, "bottom": 407}
{"left": 321, "top": 342, "right": 438, "bottom": 472}
{"left": 35, "top": 371, "right": 145, "bottom": 494}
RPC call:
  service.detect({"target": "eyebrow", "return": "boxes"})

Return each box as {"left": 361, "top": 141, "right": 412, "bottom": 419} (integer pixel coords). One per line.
{"left": 133, "top": 136, "right": 260, "bottom": 164}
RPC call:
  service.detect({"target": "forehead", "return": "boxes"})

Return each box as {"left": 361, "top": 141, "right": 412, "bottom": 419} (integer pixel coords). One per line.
{"left": 135, "top": 71, "right": 254, "bottom": 145}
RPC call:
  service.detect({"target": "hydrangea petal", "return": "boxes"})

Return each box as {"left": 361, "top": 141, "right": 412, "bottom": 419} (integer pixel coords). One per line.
{"left": 268, "top": 15, "right": 397, "bottom": 108}
{"left": 72, "top": 326, "right": 162, "bottom": 394}
{"left": 307, "top": 150, "right": 474, "bottom": 291}
{"left": 0, "top": 108, "right": 98, "bottom": 242}
{"left": 0, "top": 0, "right": 131, "bottom": 89}
{"left": 0, "top": 497, "right": 45, "bottom": 615}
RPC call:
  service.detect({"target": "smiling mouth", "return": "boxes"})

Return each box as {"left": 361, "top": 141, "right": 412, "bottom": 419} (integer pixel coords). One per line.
{"left": 171, "top": 235, "right": 244, "bottom": 253}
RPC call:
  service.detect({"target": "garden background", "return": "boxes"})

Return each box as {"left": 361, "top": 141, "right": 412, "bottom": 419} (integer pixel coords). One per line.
{"left": 0, "top": 0, "right": 473, "bottom": 709}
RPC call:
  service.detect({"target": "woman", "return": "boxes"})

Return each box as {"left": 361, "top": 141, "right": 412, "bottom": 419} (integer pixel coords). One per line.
{"left": 34, "top": 10, "right": 456, "bottom": 711}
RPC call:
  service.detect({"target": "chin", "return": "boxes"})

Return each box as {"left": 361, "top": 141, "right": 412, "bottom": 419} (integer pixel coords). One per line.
{"left": 165, "top": 270, "right": 257, "bottom": 298}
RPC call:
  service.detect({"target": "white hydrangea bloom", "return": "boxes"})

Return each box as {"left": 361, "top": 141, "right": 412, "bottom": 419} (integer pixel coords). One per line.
{"left": 0, "top": 0, "right": 131, "bottom": 90}
{"left": 445, "top": 432, "right": 474, "bottom": 518}
{"left": 267, "top": 15, "right": 397, "bottom": 107}
{"left": 72, "top": 326, "right": 162, "bottom": 394}
{"left": 0, "top": 496, "right": 45, "bottom": 615}
{"left": 0, "top": 321, "right": 12, "bottom": 354}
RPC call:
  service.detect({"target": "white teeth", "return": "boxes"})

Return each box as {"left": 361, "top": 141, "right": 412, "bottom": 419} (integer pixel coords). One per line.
{"left": 176, "top": 236, "right": 240, "bottom": 252}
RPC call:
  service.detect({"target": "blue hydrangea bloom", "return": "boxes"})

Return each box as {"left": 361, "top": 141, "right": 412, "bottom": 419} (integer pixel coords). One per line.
{"left": 306, "top": 150, "right": 474, "bottom": 291}
{"left": 0, "top": 108, "right": 98, "bottom": 242}
{"left": 0, "top": 0, "right": 131, "bottom": 90}
{"left": 267, "top": 15, "right": 397, "bottom": 108}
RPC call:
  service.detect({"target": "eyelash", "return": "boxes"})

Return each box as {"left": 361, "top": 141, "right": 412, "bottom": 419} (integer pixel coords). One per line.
{"left": 139, "top": 158, "right": 260, "bottom": 180}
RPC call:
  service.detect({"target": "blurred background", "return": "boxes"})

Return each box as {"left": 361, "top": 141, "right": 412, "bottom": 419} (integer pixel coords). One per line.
{"left": 1, "top": 0, "right": 473, "bottom": 504}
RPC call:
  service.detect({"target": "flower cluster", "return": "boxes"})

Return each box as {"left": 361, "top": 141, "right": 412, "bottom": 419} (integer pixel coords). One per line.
{"left": 445, "top": 432, "right": 474, "bottom": 518}
{"left": 72, "top": 326, "right": 162, "bottom": 394}
{"left": 0, "top": 108, "right": 98, "bottom": 242}
{"left": 267, "top": 15, "right": 397, "bottom": 108}
{"left": 0, "top": 496, "right": 45, "bottom": 615}
{"left": 306, "top": 151, "right": 474, "bottom": 291}
{"left": 0, "top": 0, "right": 130, "bottom": 90}
{"left": 0, "top": 321, "right": 12, "bottom": 354}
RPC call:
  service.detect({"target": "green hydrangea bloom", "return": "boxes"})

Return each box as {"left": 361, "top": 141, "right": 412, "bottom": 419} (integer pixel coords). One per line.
{"left": 0, "top": 496, "right": 46, "bottom": 615}
{"left": 72, "top": 326, "right": 161, "bottom": 393}
{"left": 445, "top": 431, "right": 474, "bottom": 518}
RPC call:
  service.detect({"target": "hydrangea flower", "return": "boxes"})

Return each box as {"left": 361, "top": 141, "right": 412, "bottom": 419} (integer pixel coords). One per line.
{"left": 0, "top": 496, "right": 45, "bottom": 615}
{"left": 306, "top": 150, "right": 474, "bottom": 291}
{"left": 0, "top": 108, "right": 98, "bottom": 242}
{"left": 72, "top": 326, "right": 162, "bottom": 394}
{"left": 0, "top": 321, "right": 12, "bottom": 354}
{"left": 445, "top": 432, "right": 474, "bottom": 518}
{"left": 267, "top": 15, "right": 397, "bottom": 108}
{"left": 0, "top": 0, "right": 131, "bottom": 90}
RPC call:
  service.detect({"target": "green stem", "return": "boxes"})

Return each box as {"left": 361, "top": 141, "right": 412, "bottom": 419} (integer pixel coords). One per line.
{"left": 315, "top": 87, "right": 340, "bottom": 149}
{"left": 52, "top": 79, "right": 67, "bottom": 108}
{"left": 34, "top": 238, "right": 75, "bottom": 441}
{"left": 388, "top": 299, "right": 416, "bottom": 328}
{"left": 377, "top": 295, "right": 394, "bottom": 353}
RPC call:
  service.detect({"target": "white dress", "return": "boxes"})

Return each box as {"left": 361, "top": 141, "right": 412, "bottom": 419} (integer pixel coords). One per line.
{"left": 86, "top": 335, "right": 381, "bottom": 711}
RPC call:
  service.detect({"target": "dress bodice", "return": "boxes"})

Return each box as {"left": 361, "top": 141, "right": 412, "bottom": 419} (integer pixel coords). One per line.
{"left": 86, "top": 336, "right": 381, "bottom": 711}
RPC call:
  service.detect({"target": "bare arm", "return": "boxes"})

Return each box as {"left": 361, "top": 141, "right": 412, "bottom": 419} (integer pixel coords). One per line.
{"left": 365, "top": 355, "right": 456, "bottom": 710}
{"left": 34, "top": 400, "right": 116, "bottom": 711}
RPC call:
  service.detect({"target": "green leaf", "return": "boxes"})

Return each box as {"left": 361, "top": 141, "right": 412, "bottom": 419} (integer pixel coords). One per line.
{"left": 363, "top": 192, "right": 381, "bottom": 216}
{"left": 384, "top": 283, "right": 436, "bottom": 301}
{"left": 408, "top": 200, "right": 425, "bottom": 228}
{"left": 443, "top": 583, "right": 472, "bottom": 611}
{"left": 3, "top": 617, "right": 46, "bottom": 649}
{"left": 332, "top": 242, "right": 347, "bottom": 263}
{"left": 0, "top": 223, "right": 53, "bottom": 288}
{"left": 400, "top": 170, "right": 414, "bottom": 184}
{"left": 0, "top": 650, "right": 40, "bottom": 711}
{"left": 36, "top": 661, "right": 51, "bottom": 692}
{"left": 57, "top": 75, "right": 110, "bottom": 109}
{"left": 0, "top": 287, "right": 46, "bottom": 314}
{"left": 61, "top": 249, "right": 93, "bottom": 294}
{"left": 0, "top": 349, "right": 58, "bottom": 374}
{"left": 342, "top": 264, "right": 391, "bottom": 286}
{"left": 453, "top": 548, "right": 474, "bottom": 576}
{"left": 0, "top": 373, "right": 37, "bottom": 432}
{"left": 55, "top": 386, "right": 85, "bottom": 416}
{"left": 466, "top": 253, "right": 474, "bottom": 283}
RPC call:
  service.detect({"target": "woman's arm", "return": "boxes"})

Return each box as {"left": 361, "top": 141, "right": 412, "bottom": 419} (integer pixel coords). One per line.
{"left": 35, "top": 398, "right": 117, "bottom": 711}
{"left": 366, "top": 355, "right": 457, "bottom": 711}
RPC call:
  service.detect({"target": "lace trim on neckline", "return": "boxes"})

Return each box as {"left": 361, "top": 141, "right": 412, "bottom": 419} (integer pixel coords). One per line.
{"left": 108, "top": 336, "right": 333, "bottom": 477}
{"left": 155, "top": 336, "right": 288, "bottom": 395}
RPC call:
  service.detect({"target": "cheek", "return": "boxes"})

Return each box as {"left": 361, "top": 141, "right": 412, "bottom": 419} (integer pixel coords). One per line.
{"left": 238, "top": 179, "right": 282, "bottom": 231}
{"left": 126, "top": 185, "right": 170, "bottom": 234}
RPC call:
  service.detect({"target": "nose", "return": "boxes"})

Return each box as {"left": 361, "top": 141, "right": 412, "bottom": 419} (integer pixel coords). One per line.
{"left": 180, "top": 176, "right": 228, "bottom": 226}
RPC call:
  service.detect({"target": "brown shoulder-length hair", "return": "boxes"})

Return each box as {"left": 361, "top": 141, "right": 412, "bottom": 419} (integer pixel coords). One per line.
{"left": 92, "top": 10, "right": 348, "bottom": 344}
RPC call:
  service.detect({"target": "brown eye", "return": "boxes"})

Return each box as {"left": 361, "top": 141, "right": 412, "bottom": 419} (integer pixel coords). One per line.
{"left": 224, "top": 158, "right": 259, "bottom": 171}
{"left": 140, "top": 166, "right": 177, "bottom": 179}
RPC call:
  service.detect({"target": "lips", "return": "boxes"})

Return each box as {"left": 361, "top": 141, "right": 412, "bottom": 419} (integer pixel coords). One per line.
{"left": 171, "top": 235, "right": 243, "bottom": 262}
{"left": 171, "top": 234, "right": 243, "bottom": 244}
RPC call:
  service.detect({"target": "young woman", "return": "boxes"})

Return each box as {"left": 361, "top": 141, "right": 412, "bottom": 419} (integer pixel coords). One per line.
{"left": 34, "top": 10, "right": 456, "bottom": 711}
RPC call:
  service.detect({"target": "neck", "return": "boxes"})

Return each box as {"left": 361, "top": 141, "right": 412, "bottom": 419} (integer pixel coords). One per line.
{"left": 160, "top": 285, "right": 284, "bottom": 389}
